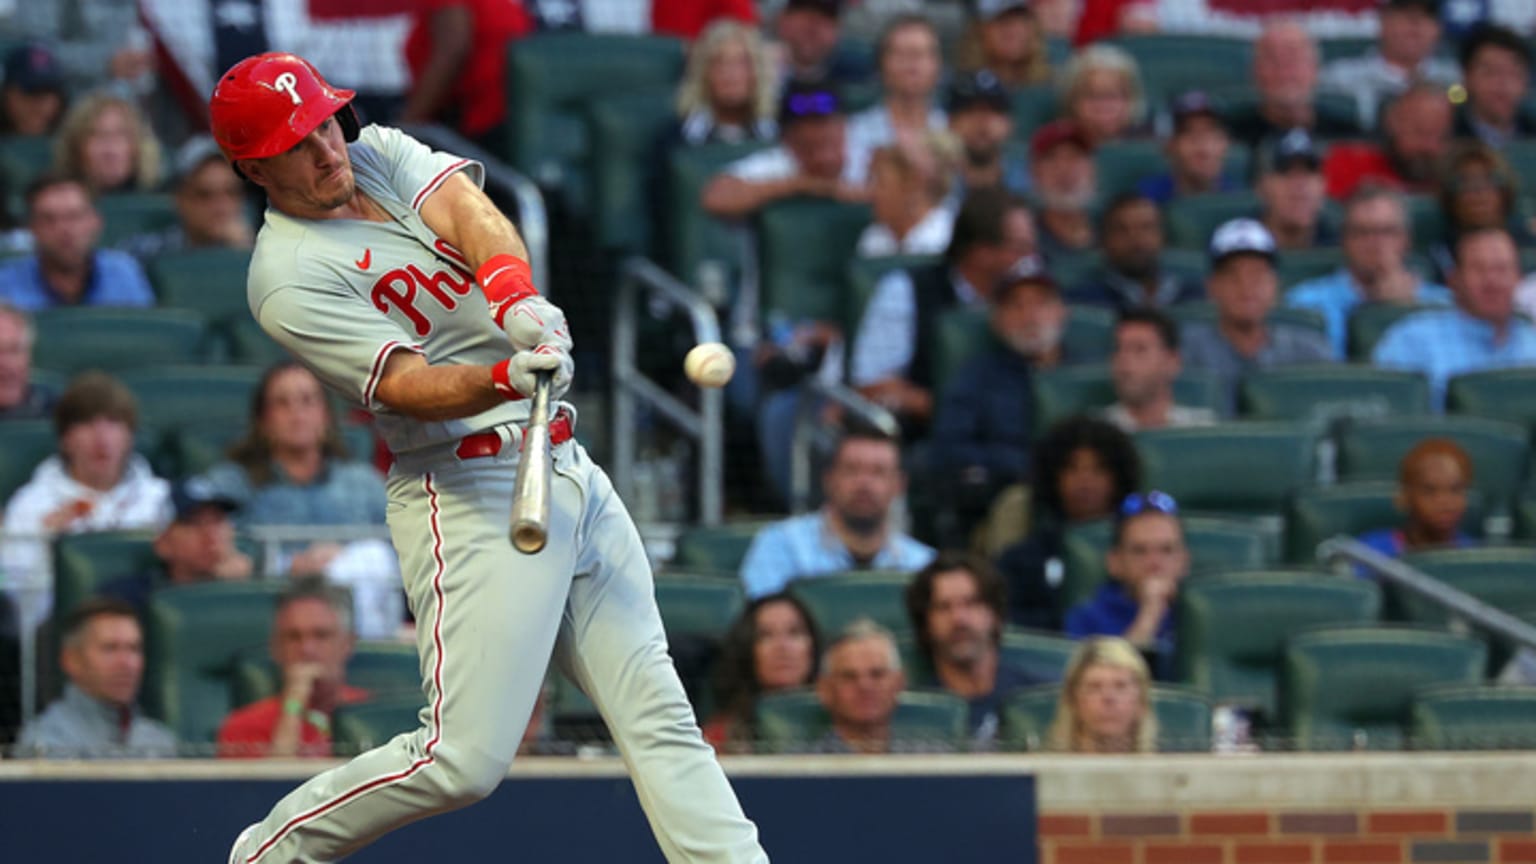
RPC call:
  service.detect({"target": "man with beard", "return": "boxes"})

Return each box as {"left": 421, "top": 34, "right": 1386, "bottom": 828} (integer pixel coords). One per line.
{"left": 1324, "top": 83, "right": 1454, "bottom": 200}
{"left": 1100, "top": 308, "right": 1217, "bottom": 433}
{"left": 739, "top": 429, "right": 935, "bottom": 599}
{"left": 1259, "top": 129, "right": 1336, "bottom": 251}
{"left": 904, "top": 553, "right": 1039, "bottom": 743}
{"left": 1070, "top": 193, "right": 1203, "bottom": 311}
{"left": 946, "top": 69, "right": 1027, "bottom": 196}
{"left": 1029, "top": 120, "right": 1097, "bottom": 259}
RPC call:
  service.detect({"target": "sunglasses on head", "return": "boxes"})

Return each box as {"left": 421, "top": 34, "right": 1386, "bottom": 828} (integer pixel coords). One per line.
{"left": 1119, "top": 490, "right": 1179, "bottom": 518}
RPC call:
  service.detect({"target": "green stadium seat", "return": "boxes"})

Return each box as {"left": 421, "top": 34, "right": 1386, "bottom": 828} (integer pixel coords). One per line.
{"left": 32, "top": 308, "right": 207, "bottom": 375}
{"left": 119, "top": 365, "right": 263, "bottom": 430}
{"left": 145, "top": 248, "right": 253, "bottom": 322}
{"left": 1093, "top": 140, "right": 1252, "bottom": 201}
{"left": 1062, "top": 304, "right": 1116, "bottom": 363}
{"left": 1335, "top": 417, "right": 1530, "bottom": 512}
{"left": 1001, "top": 628, "right": 1077, "bottom": 684}
{"left": 1137, "top": 422, "right": 1316, "bottom": 514}
{"left": 1060, "top": 516, "right": 1270, "bottom": 611}
{"left": 846, "top": 254, "right": 939, "bottom": 339}
{"left": 1176, "top": 573, "right": 1381, "bottom": 717}
{"left": 932, "top": 305, "right": 991, "bottom": 398}
{"left": 1517, "top": 498, "right": 1536, "bottom": 541}
{"left": 1318, "top": 37, "right": 1377, "bottom": 63}
{"left": 221, "top": 315, "right": 290, "bottom": 366}
{"left": 788, "top": 571, "right": 913, "bottom": 641}
{"left": 1237, "top": 366, "right": 1430, "bottom": 422}
{"left": 585, "top": 89, "right": 675, "bottom": 254}
{"left": 1403, "top": 195, "right": 1445, "bottom": 248}
{"left": 144, "top": 581, "right": 287, "bottom": 743}
{"left": 1109, "top": 35, "right": 1253, "bottom": 105}
{"left": 654, "top": 576, "right": 744, "bottom": 641}
{"left": 1009, "top": 85, "right": 1058, "bottom": 134}
{"left": 96, "top": 193, "right": 178, "bottom": 247}
{"left": 1280, "top": 626, "right": 1486, "bottom": 750}
{"left": 1505, "top": 140, "right": 1536, "bottom": 191}
{"left": 51, "top": 531, "right": 157, "bottom": 630}
{"left": 231, "top": 641, "right": 422, "bottom": 708}
{"left": 671, "top": 521, "right": 776, "bottom": 577}
{"left": 1167, "top": 302, "right": 1327, "bottom": 337}
{"left": 1276, "top": 247, "right": 1345, "bottom": 288}
{"left": 1395, "top": 547, "right": 1536, "bottom": 628}
{"left": 333, "top": 695, "right": 425, "bottom": 756}
{"left": 1030, "top": 364, "right": 1223, "bottom": 435}
{"left": 1412, "top": 685, "right": 1536, "bottom": 750}
{"left": 758, "top": 198, "right": 870, "bottom": 325}
{"left": 0, "top": 419, "right": 56, "bottom": 503}
{"left": 1445, "top": 369, "right": 1536, "bottom": 434}
{"left": 0, "top": 135, "right": 53, "bottom": 193}
{"left": 29, "top": 366, "right": 67, "bottom": 394}
{"left": 999, "top": 683, "right": 1213, "bottom": 752}
{"left": 755, "top": 688, "right": 969, "bottom": 753}
{"left": 1166, "top": 192, "right": 1261, "bottom": 249}
{"left": 663, "top": 141, "right": 769, "bottom": 289}
{"left": 1284, "top": 481, "right": 1484, "bottom": 564}
{"left": 1346, "top": 302, "right": 1433, "bottom": 361}
{"left": 504, "top": 34, "right": 684, "bottom": 208}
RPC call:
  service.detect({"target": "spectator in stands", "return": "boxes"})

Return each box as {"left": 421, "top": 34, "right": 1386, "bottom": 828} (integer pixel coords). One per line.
{"left": 0, "top": 174, "right": 154, "bottom": 310}
{"left": 102, "top": 477, "right": 254, "bottom": 613}
{"left": 1227, "top": 21, "right": 1360, "bottom": 154}
{"left": 813, "top": 618, "right": 908, "bottom": 754}
{"left": 1357, "top": 438, "right": 1477, "bottom": 563}
{"left": 1259, "top": 129, "right": 1335, "bottom": 251}
{"left": 1454, "top": 23, "right": 1535, "bottom": 148}
{"left": 1029, "top": 120, "right": 1096, "bottom": 258}
{"left": 705, "top": 592, "right": 821, "bottom": 752}
{"left": 197, "top": 363, "right": 399, "bottom": 640}
{"left": 51, "top": 92, "right": 161, "bottom": 195}
{"left": 399, "top": 0, "right": 534, "bottom": 147}
{"left": 1102, "top": 308, "right": 1217, "bottom": 433}
{"left": 1373, "top": 227, "right": 1536, "bottom": 408}
{"left": 934, "top": 256, "right": 1070, "bottom": 521}
{"left": 1181, "top": 219, "right": 1333, "bottom": 415}
{"left": 905, "top": 553, "right": 1039, "bottom": 742}
{"left": 1435, "top": 142, "right": 1531, "bottom": 279}
{"left": 669, "top": 20, "right": 779, "bottom": 147}
{"left": 1056, "top": 43, "right": 1145, "bottom": 147}
{"left": 121, "top": 136, "right": 253, "bottom": 261}
{"left": 2, "top": 372, "right": 170, "bottom": 635}
{"left": 1324, "top": 83, "right": 1454, "bottom": 200}
{"left": 1065, "top": 491, "right": 1188, "bottom": 679}
{"left": 774, "top": 0, "right": 869, "bottom": 88}
{"left": 1288, "top": 185, "right": 1452, "bottom": 359}
{"left": 846, "top": 14, "right": 946, "bottom": 184}
{"left": 1070, "top": 193, "right": 1203, "bottom": 311}
{"left": 217, "top": 579, "right": 369, "bottom": 758}
{"left": 957, "top": 0, "right": 1052, "bottom": 90}
{"left": 1046, "top": 636, "right": 1156, "bottom": 753}
{"left": 1319, "top": 0, "right": 1460, "bottom": 129}
{"left": 857, "top": 131, "right": 959, "bottom": 258}
{"left": 1138, "top": 91, "right": 1239, "bottom": 205}
{"left": 0, "top": 42, "right": 67, "bottom": 137}
{"left": 946, "top": 69, "right": 1028, "bottom": 196}
{"left": 996, "top": 417, "right": 1142, "bottom": 630}
{"left": 14, "top": 598, "right": 177, "bottom": 758}
{"left": 0, "top": 302, "right": 55, "bottom": 420}
{"left": 851, "top": 189, "right": 1036, "bottom": 430}
{"left": 740, "top": 429, "right": 934, "bottom": 598}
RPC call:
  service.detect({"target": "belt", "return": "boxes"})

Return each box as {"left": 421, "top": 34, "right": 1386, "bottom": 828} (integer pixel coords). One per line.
{"left": 455, "top": 408, "right": 574, "bottom": 460}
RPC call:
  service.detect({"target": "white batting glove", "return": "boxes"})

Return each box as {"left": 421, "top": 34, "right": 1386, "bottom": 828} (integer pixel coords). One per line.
{"left": 499, "top": 295, "right": 574, "bottom": 355}
{"left": 492, "top": 345, "right": 574, "bottom": 401}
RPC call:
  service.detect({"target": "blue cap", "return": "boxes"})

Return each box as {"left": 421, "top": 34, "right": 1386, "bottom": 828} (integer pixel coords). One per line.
{"left": 170, "top": 477, "right": 239, "bottom": 522}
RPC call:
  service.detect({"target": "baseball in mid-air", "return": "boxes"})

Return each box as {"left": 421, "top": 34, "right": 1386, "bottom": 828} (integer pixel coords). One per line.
{"left": 684, "top": 342, "right": 735, "bottom": 388}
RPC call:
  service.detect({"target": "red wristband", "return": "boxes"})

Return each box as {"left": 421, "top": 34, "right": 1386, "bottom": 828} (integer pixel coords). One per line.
{"left": 490, "top": 358, "right": 526, "bottom": 401}
{"left": 477, "top": 254, "right": 537, "bottom": 326}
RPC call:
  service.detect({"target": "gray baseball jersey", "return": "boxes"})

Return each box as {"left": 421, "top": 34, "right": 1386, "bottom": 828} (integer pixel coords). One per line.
{"left": 231, "top": 126, "right": 767, "bottom": 863}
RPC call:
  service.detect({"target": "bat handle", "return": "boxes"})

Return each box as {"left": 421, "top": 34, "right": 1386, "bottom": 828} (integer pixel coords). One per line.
{"left": 510, "top": 370, "right": 554, "bottom": 554}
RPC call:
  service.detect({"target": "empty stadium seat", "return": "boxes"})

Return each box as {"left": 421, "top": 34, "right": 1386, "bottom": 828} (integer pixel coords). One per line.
{"left": 1275, "top": 247, "right": 1345, "bottom": 289}
{"left": 671, "top": 521, "right": 776, "bottom": 577}
{"left": 1176, "top": 573, "right": 1381, "bottom": 717}
{"left": 1284, "top": 481, "right": 1484, "bottom": 564}
{"left": 585, "top": 89, "right": 675, "bottom": 254}
{"left": 221, "top": 316, "right": 290, "bottom": 366}
{"left": 231, "top": 641, "right": 422, "bottom": 708}
{"left": 1136, "top": 422, "right": 1316, "bottom": 515}
{"left": 788, "top": 572, "right": 913, "bottom": 641}
{"left": 145, "top": 248, "right": 254, "bottom": 322}
{"left": 1335, "top": 416, "right": 1529, "bottom": 512}
{"left": 332, "top": 695, "right": 425, "bottom": 755}
{"left": 1395, "top": 547, "right": 1536, "bottom": 628}
{"left": 32, "top": 308, "right": 207, "bottom": 375}
{"left": 119, "top": 365, "right": 264, "bottom": 430}
{"left": 51, "top": 531, "right": 157, "bottom": 629}
{"left": 1445, "top": 368, "right": 1536, "bottom": 434}
{"left": 663, "top": 141, "right": 769, "bottom": 289}
{"left": 1346, "top": 303, "right": 1433, "bottom": 361}
{"left": 1000, "top": 628, "right": 1078, "bottom": 684}
{"left": 96, "top": 193, "right": 178, "bottom": 247}
{"left": 758, "top": 198, "right": 871, "bottom": 325}
{"left": 1030, "top": 365, "right": 1224, "bottom": 435}
{"left": 755, "top": 688, "right": 969, "bottom": 753}
{"left": 654, "top": 576, "right": 744, "bottom": 641}
{"left": 1280, "top": 626, "right": 1486, "bottom": 750}
{"left": 1108, "top": 34, "right": 1253, "bottom": 105}
{"left": 0, "top": 135, "right": 52, "bottom": 193}
{"left": 1059, "top": 516, "right": 1270, "bottom": 611}
{"left": 999, "top": 683, "right": 1213, "bottom": 752}
{"left": 1009, "top": 85, "right": 1058, "bottom": 133}
{"left": 1411, "top": 685, "right": 1536, "bottom": 750}
{"left": 1237, "top": 366, "right": 1430, "bottom": 422}
{"left": 0, "top": 419, "right": 56, "bottom": 503}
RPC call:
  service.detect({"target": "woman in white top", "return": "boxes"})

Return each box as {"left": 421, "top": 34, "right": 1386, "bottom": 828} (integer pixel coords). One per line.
{"left": 846, "top": 14, "right": 947, "bottom": 184}
{"left": 857, "top": 129, "right": 960, "bottom": 258}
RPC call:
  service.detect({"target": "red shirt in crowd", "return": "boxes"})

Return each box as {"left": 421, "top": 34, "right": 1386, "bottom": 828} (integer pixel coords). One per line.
{"left": 651, "top": 0, "right": 757, "bottom": 39}
{"left": 1323, "top": 143, "right": 1407, "bottom": 200}
{"left": 217, "top": 686, "right": 373, "bottom": 759}
{"left": 405, "top": 0, "right": 534, "bottom": 137}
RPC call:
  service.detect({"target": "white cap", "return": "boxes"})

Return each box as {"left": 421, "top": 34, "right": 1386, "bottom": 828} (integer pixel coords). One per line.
{"left": 1208, "top": 218, "right": 1277, "bottom": 266}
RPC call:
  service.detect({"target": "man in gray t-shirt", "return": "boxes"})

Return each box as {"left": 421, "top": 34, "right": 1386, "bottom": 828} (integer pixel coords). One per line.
{"left": 1181, "top": 219, "right": 1333, "bottom": 416}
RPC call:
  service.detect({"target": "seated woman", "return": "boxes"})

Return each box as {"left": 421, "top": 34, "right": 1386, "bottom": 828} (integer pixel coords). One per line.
{"left": 856, "top": 130, "right": 959, "bottom": 258}
{"left": 1356, "top": 438, "right": 1477, "bottom": 563}
{"left": 1046, "top": 635, "right": 1157, "bottom": 753}
{"left": 51, "top": 92, "right": 162, "bottom": 195}
{"left": 1433, "top": 141, "right": 1530, "bottom": 280}
{"left": 703, "top": 592, "right": 821, "bottom": 753}
{"left": 1055, "top": 43, "right": 1147, "bottom": 147}
{"left": 672, "top": 19, "right": 778, "bottom": 147}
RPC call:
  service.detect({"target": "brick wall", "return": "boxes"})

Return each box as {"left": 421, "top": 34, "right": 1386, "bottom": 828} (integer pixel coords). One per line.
{"left": 1039, "top": 808, "right": 1536, "bottom": 864}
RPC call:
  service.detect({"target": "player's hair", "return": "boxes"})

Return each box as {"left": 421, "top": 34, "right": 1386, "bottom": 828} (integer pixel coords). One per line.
{"left": 23, "top": 170, "right": 92, "bottom": 216}
{"left": 275, "top": 576, "right": 354, "bottom": 638}
{"left": 946, "top": 187, "right": 1031, "bottom": 265}
{"left": 1046, "top": 636, "right": 1157, "bottom": 753}
{"left": 819, "top": 617, "right": 901, "bottom": 678}
{"left": 51, "top": 91, "right": 163, "bottom": 193}
{"left": 1116, "top": 307, "right": 1180, "bottom": 352}
{"left": 228, "top": 361, "right": 351, "bottom": 487}
{"left": 1057, "top": 44, "right": 1146, "bottom": 128}
{"left": 54, "top": 370, "right": 137, "bottom": 436}
{"left": 1030, "top": 416, "right": 1142, "bottom": 523}
{"left": 61, "top": 596, "right": 140, "bottom": 651}
{"left": 675, "top": 20, "right": 777, "bottom": 124}
{"left": 904, "top": 552, "right": 1006, "bottom": 664}
{"left": 710, "top": 592, "right": 822, "bottom": 744}
{"left": 1399, "top": 437, "right": 1474, "bottom": 486}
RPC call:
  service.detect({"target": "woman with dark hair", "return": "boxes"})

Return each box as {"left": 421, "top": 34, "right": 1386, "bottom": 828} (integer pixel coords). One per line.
{"left": 703, "top": 592, "right": 821, "bottom": 753}
{"left": 994, "top": 416, "right": 1141, "bottom": 630}
{"left": 1432, "top": 141, "right": 1531, "bottom": 278}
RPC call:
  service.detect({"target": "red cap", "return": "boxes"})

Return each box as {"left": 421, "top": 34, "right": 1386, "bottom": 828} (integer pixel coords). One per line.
{"left": 208, "top": 52, "right": 357, "bottom": 162}
{"left": 1029, "top": 120, "right": 1092, "bottom": 160}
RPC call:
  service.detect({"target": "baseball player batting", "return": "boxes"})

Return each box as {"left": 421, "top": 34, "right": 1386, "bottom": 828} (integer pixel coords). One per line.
{"left": 212, "top": 53, "right": 768, "bottom": 863}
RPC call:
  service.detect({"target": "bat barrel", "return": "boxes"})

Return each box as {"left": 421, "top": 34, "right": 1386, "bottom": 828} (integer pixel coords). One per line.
{"left": 510, "top": 371, "right": 553, "bottom": 554}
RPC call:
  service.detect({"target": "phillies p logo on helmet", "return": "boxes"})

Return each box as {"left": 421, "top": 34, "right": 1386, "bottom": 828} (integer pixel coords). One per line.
{"left": 273, "top": 71, "right": 303, "bottom": 105}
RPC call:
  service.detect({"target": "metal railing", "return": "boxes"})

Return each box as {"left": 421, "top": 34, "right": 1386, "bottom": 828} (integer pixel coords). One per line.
{"left": 610, "top": 257, "right": 725, "bottom": 525}
{"left": 1318, "top": 537, "right": 1536, "bottom": 653}
{"left": 788, "top": 381, "right": 900, "bottom": 514}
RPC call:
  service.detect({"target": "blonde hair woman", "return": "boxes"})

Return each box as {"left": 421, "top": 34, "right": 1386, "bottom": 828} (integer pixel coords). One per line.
{"left": 1047, "top": 636, "right": 1157, "bottom": 753}
{"left": 1056, "top": 43, "right": 1146, "bottom": 146}
{"left": 674, "top": 19, "right": 778, "bottom": 146}
{"left": 52, "top": 92, "right": 162, "bottom": 194}
{"left": 857, "top": 128, "right": 962, "bottom": 257}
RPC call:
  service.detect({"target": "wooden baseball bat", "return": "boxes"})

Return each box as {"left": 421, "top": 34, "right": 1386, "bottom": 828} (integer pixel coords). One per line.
{"left": 510, "top": 370, "right": 553, "bottom": 554}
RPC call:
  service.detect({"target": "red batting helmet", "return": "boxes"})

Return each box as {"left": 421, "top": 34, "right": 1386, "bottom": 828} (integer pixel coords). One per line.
{"left": 208, "top": 52, "right": 360, "bottom": 163}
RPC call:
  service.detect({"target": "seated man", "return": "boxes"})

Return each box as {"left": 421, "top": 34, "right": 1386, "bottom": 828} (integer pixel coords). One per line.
{"left": 0, "top": 301, "right": 56, "bottom": 421}
{"left": 1318, "top": 0, "right": 1459, "bottom": 128}
{"left": 1069, "top": 193, "right": 1203, "bottom": 312}
{"left": 1287, "top": 184, "right": 1451, "bottom": 359}
{"left": 1101, "top": 308, "right": 1217, "bottom": 433}
{"left": 1181, "top": 218, "right": 1333, "bottom": 415}
{"left": 813, "top": 618, "right": 907, "bottom": 754}
{"left": 904, "top": 554, "right": 1038, "bottom": 741}
{"left": 1065, "top": 491, "right": 1189, "bottom": 680}
{"left": 0, "top": 174, "right": 154, "bottom": 310}
{"left": 1373, "top": 227, "right": 1536, "bottom": 408}
{"left": 739, "top": 429, "right": 934, "bottom": 598}
{"left": 217, "top": 579, "right": 369, "bottom": 758}
{"left": 946, "top": 69, "right": 1027, "bottom": 196}
{"left": 1357, "top": 438, "right": 1477, "bottom": 564}
{"left": 1226, "top": 21, "right": 1360, "bottom": 154}
{"left": 1258, "top": 129, "right": 1335, "bottom": 251}
{"left": 1029, "top": 120, "right": 1096, "bottom": 259}
{"left": 14, "top": 597, "right": 177, "bottom": 757}
{"left": 120, "top": 135, "right": 254, "bottom": 260}
{"left": 1323, "top": 83, "right": 1453, "bottom": 200}
{"left": 103, "top": 477, "right": 254, "bottom": 612}
{"left": 1137, "top": 91, "right": 1239, "bottom": 205}
{"left": 1453, "top": 23, "right": 1535, "bottom": 149}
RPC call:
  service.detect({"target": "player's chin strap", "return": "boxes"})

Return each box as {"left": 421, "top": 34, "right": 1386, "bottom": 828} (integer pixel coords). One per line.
{"left": 476, "top": 254, "right": 539, "bottom": 328}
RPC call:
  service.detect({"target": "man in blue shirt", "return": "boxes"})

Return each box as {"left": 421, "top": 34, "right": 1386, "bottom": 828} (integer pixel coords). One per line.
{"left": 739, "top": 429, "right": 934, "bottom": 598}
{"left": 0, "top": 174, "right": 154, "bottom": 311}
{"left": 1373, "top": 226, "right": 1536, "bottom": 408}
{"left": 1287, "top": 184, "right": 1451, "bottom": 358}
{"left": 1137, "top": 91, "right": 1241, "bottom": 206}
